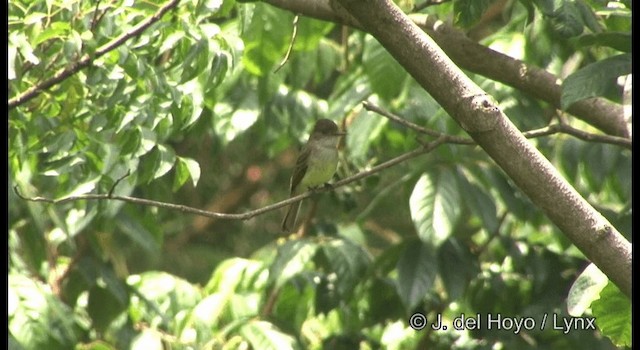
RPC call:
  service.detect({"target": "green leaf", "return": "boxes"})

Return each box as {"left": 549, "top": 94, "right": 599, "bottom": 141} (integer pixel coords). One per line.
{"left": 317, "top": 238, "right": 371, "bottom": 297}
{"left": 457, "top": 171, "right": 498, "bottom": 233}
{"left": 574, "top": 32, "right": 631, "bottom": 52}
{"left": 558, "top": 137, "right": 582, "bottom": 182}
{"left": 396, "top": 240, "right": 438, "bottom": 311}
{"left": 561, "top": 54, "right": 631, "bottom": 110}
{"left": 136, "top": 127, "right": 157, "bottom": 157}
{"left": 566, "top": 263, "right": 608, "bottom": 316}
{"left": 531, "top": 0, "right": 557, "bottom": 16}
{"left": 128, "top": 271, "right": 201, "bottom": 320}
{"left": 314, "top": 273, "right": 340, "bottom": 315}
{"left": 138, "top": 145, "right": 176, "bottom": 184}
{"left": 575, "top": 0, "right": 602, "bottom": 33}
{"left": 173, "top": 157, "right": 190, "bottom": 191}
{"left": 409, "top": 170, "right": 461, "bottom": 247}
{"left": 65, "top": 205, "right": 99, "bottom": 238}
{"left": 131, "top": 329, "right": 163, "bottom": 350}
{"left": 454, "top": 0, "right": 493, "bottom": 27}
{"left": 204, "top": 51, "right": 230, "bottom": 91}
{"left": 551, "top": 1, "right": 584, "bottom": 37}
{"left": 195, "top": 259, "right": 266, "bottom": 328}
{"left": 241, "top": 3, "right": 290, "bottom": 76}
{"left": 267, "top": 239, "right": 319, "bottom": 289}
{"left": 367, "top": 277, "right": 404, "bottom": 324}
{"left": 9, "top": 32, "right": 40, "bottom": 65}
{"left": 9, "top": 274, "right": 82, "bottom": 349}
{"left": 270, "top": 281, "right": 314, "bottom": 330}
{"left": 117, "top": 127, "right": 142, "bottom": 156}
{"left": 205, "top": 258, "right": 267, "bottom": 294}
{"left": 33, "top": 22, "right": 71, "bottom": 46}
{"left": 24, "top": 12, "right": 47, "bottom": 25}
{"left": 362, "top": 36, "right": 408, "bottom": 101}
{"left": 63, "top": 30, "right": 82, "bottom": 61}
{"left": 180, "top": 80, "right": 205, "bottom": 129}
{"left": 159, "top": 31, "right": 185, "bottom": 53}
{"left": 173, "top": 156, "right": 201, "bottom": 190}
{"left": 437, "top": 238, "right": 479, "bottom": 300}
{"left": 87, "top": 283, "right": 129, "bottom": 334}
{"left": 592, "top": 283, "right": 631, "bottom": 347}
{"left": 239, "top": 320, "right": 299, "bottom": 350}
{"left": 180, "top": 37, "right": 209, "bottom": 84}
{"left": 57, "top": 177, "right": 100, "bottom": 199}
{"left": 42, "top": 154, "right": 85, "bottom": 176}
{"left": 116, "top": 212, "right": 160, "bottom": 254}
{"left": 581, "top": 143, "right": 621, "bottom": 192}
{"left": 345, "top": 110, "right": 386, "bottom": 164}
{"left": 293, "top": 17, "right": 334, "bottom": 51}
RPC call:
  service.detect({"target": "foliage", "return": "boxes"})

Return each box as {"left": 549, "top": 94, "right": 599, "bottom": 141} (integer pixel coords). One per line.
{"left": 8, "top": 0, "right": 630, "bottom": 349}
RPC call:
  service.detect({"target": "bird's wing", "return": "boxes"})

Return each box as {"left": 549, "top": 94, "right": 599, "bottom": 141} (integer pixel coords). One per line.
{"left": 289, "top": 146, "right": 309, "bottom": 195}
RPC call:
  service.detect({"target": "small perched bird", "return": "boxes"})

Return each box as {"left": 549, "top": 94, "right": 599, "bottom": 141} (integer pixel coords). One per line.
{"left": 281, "top": 119, "right": 346, "bottom": 233}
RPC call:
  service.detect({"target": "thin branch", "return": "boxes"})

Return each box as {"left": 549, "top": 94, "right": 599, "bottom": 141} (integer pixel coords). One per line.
{"left": 108, "top": 169, "right": 131, "bottom": 197}
{"left": 274, "top": 14, "right": 300, "bottom": 73}
{"left": 90, "top": 0, "right": 112, "bottom": 32}
{"left": 14, "top": 138, "right": 446, "bottom": 221}
{"left": 362, "top": 100, "right": 474, "bottom": 144}
{"left": 523, "top": 123, "right": 632, "bottom": 150}
{"left": 364, "top": 100, "right": 632, "bottom": 149}
{"left": 8, "top": 0, "right": 180, "bottom": 109}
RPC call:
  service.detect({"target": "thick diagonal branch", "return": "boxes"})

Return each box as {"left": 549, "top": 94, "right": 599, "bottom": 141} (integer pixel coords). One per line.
{"left": 335, "top": 0, "right": 631, "bottom": 297}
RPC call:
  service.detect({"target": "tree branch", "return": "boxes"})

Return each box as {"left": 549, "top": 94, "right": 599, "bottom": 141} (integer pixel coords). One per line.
{"left": 262, "top": 0, "right": 629, "bottom": 138}
{"left": 363, "top": 101, "right": 632, "bottom": 149}
{"left": 8, "top": 0, "right": 180, "bottom": 109}
{"left": 14, "top": 137, "right": 446, "bottom": 221}
{"left": 334, "top": 0, "right": 630, "bottom": 298}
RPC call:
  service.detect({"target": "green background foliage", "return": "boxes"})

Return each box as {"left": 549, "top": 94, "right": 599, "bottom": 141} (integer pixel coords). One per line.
{"left": 9, "top": 0, "right": 630, "bottom": 349}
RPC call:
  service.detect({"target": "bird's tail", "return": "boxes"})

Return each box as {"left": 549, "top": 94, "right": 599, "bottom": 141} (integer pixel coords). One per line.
{"left": 281, "top": 201, "right": 301, "bottom": 233}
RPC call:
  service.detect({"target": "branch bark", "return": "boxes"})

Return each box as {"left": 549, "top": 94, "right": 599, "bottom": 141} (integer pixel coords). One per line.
{"left": 262, "top": 0, "right": 629, "bottom": 138}
{"left": 334, "top": 0, "right": 631, "bottom": 297}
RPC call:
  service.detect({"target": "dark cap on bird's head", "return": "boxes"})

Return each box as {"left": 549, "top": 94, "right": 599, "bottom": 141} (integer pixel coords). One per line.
{"left": 311, "top": 119, "right": 346, "bottom": 137}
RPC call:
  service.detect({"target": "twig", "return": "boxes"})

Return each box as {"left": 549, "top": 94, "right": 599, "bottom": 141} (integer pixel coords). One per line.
{"left": 362, "top": 100, "right": 474, "bottom": 144}
{"left": 364, "top": 100, "right": 632, "bottom": 149}
{"left": 8, "top": 0, "right": 180, "bottom": 109}
{"left": 14, "top": 138, "right": 446, "bottom": 221}
{"left": 90, "top": 0, "right": 111, "bottom": 32}
{"left": 108, "top": 169, "right": 131, "bottom": 197}
{"left": 522, "top": 123, "right": 632, "bottom": 150}
{"left": 274, "top": 14, "right": 300, "bottom": 73}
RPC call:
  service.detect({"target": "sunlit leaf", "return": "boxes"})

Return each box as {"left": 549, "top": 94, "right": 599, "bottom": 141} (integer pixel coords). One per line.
{"left": 239, "top": 320, "right": 299, "bottom": 350}
{"left": 592, "top": 283, "right": 631, "bottom": 347}
{"left": 362, "top": 36, "right": 408, "bottom": 101}
{"left": 317, "top": 238, "right": 371, "bottom": 297}
{"left": 268, "top": 239, "right": 319, "bottom": 290}
{"left": 409, "top": 170, "right": 461, "bottom": 247}
{"left": 561, "top": 54, "right": 631, "bottom": 110}
{"left": 567, "top": 263, "right": 608, "bottom": 316}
